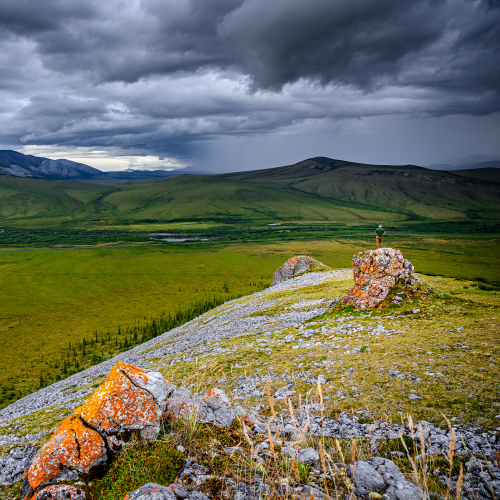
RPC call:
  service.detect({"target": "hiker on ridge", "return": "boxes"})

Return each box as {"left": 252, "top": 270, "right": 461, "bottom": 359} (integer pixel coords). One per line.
{"left": 375, "top": 224, "right": 385, "bottom": 248}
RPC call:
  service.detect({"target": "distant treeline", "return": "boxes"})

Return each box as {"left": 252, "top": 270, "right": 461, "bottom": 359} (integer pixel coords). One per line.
{"left": 1, "top": 280, "right": 267, "bottom": 406}
{"left": 38, "top": 288, "right": 254, "bottom": 389}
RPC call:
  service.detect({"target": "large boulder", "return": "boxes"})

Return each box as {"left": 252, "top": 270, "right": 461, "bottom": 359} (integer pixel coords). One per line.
{"left": 342, "top": 248, "right": 414, "bottom": 309}
{"left": 272, "top": 256, "right": 329, "bottom": 285}
{"left": 21, "top": 362, "right": 169, "bottom": 500}
{"left": 75, "top": 361, "right": 169, "bottom": 444}
{"left": 22, "top": 415, "right": 106, "bottom": 497}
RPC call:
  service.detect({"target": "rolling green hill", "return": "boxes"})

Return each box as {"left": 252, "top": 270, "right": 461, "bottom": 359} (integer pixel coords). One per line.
{"left": 0, "top": 157, "right": 499, "bottom": 228}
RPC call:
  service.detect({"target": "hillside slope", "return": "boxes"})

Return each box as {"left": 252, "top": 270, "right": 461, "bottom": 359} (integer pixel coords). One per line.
{"left": 0, "top": 266, "right": 499, "bottom": 499}
{"left": 0, "top": 157, "right": 499, "bottom": 227}
{"left": 224, "top": 157, "right": 500, "bottom": 220}
{"left": 0, "top": 150, "right": 101, "bottom": 180}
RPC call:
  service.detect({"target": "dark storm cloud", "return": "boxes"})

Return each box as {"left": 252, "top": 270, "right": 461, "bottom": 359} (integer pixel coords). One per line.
{"left": 0, "top": 0, "right": 499, "bottom": 161}
{"left": 2, "top": 0, "right": 498, "bottom": 94}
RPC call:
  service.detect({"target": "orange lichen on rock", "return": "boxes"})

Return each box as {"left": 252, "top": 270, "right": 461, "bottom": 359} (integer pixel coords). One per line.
{"left": 165, "top": 398, "right": 200, "bottom": 421}
{"left": 27, "top": 415, "right": 106, "bottom": 491}
{"left": 342, "top": 248, "right": 415, "bottom": 309}
{"left": 75, "top": 361, "right": 163, "bottom": 441}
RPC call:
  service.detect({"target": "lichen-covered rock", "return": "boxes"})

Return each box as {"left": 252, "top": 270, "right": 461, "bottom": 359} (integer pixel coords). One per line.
{"left": 342, "top": 248, "right": 414, "bottom": 309}
{"left": 196, "top": 388, "right": 235, "bottom": 428}
{"left": 272, "top": 256, "right": 329, "bottom": 285}
{"left": 22, "top": 415, "right": 106, "bottom": 497}
{"left": 75, "top": 361, "right": 168, "bottom": 443}
{"left": 33, "top": 485, "right": 85, "bottom": 499}
{"left": 165, "top": 388, "right": 234, "bottom": 428}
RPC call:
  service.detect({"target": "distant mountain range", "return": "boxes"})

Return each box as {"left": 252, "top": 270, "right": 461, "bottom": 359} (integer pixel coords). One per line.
{"left": 0, "top": 155, "right": 499, "bottom": 228}
{"left": 1, "top": 150, "right": 499, "bottom": 182}
{"left": 0, "top": 150, "right": 212, "bottom": 181}
{"left": 426, "top": 154, "right": 500, "bottom": 171}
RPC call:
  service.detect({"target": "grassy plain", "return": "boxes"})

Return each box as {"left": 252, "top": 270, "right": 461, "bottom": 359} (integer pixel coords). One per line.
{"left": 0, "top": 233, "right": 498, "bottom": 408}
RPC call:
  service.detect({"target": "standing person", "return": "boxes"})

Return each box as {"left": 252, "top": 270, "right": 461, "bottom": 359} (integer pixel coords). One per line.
{"left": 375, "top": 224, "right": 385, "bottom": 248}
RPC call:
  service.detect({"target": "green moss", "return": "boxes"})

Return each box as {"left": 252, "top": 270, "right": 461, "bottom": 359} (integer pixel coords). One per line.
{"left": 86, "top": 437, "right": 184, "bottom": 500}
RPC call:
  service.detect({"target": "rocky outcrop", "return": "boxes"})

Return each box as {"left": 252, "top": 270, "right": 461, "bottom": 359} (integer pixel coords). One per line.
{"left": 272, "top": 255, "right": 329, "bottom": 285}
{"left": 19, "top": 362, "right": 236, "bottom": 500}
{"left": 342, "top": 248, "right": 415, "bottom": 309}
{"left": 75, "top": 361, "right": 169, "bottom": 445}
{"left": 21, "top": 362, "right": 170, "bottom": 500}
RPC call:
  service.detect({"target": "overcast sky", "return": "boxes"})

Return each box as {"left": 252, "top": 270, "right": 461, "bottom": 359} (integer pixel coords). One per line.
{"left": 1, "top": 0, "right": 499, "bottom": 172}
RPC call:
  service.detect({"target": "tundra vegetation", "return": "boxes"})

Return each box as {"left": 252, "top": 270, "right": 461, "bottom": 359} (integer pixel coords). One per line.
{"left": 0, "top": 157, "right": 499, "bottom": 498}
{"left": 0, "top": 234, "right": 499, "bottom": 410}
{"left": 1, "top": 262, "right": 499, "bottom": 500}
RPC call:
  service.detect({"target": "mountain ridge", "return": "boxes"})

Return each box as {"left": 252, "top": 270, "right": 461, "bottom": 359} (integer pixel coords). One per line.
{"left": 0, "top": 155, "right": 499, "bottom": 227}
{"left": 0, "top": 150, "right": 212, "bottom": 182}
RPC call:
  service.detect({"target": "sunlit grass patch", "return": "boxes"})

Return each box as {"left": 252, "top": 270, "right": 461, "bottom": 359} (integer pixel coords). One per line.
{"left": 86, "top": 433, "right": 184, "bottom": 500}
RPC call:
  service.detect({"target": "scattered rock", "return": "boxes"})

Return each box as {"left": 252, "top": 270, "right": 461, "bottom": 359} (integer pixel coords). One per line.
{"left": 33, "top": 485, "right": 86, "bottom": 500}
{"left": 272, "top": 256, "right": 329, "bottom": 285}
{"left": 342, "top": 248, "right": 415, "bottom": 309}
{"left": 176, "top": 460, "right": 210, "bottom": 485}
{"left": 0, "top": 445, "right": 36, "bottom": 485}
{"left": 408, "top": 394, "right": 422, "bottom": 401}
{"left": 298, "top": 447, "right": 320, "bottom": 465}
{"left": 124, "top": 481, "right": 211, "bottom": 499}
{"left": 124, "top": 483, "right": 175, "bottom": 499}
{"left": 233, "top": 477, "right": 269, "bottom": 500}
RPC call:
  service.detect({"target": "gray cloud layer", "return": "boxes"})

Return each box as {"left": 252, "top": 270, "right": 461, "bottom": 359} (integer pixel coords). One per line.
{"left": 0, "top": 0, "right": 499, "bottom": 164}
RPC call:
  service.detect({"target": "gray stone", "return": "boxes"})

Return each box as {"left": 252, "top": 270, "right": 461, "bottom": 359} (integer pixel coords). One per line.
{"left": 177, "top": 460, "right": 210, "bottom": 485}
{"left": 299, "top": 447, "right": 320, "bottom": 465}
{"left": 0, "top": 445, "right": 36, "bottom": 485}
{"left": 367, "top": 458, "right": 425, "bottom": 500}
{"left": 196, "top": 388, "right": 235, "bottom": 428}
{"left": 348, "top": 460, "right": 385, "bottom": 492}
{"left": 125, "top": 483, "right": 176, "bottom": 500}
{"left": 233, "top": 477, "right": 269, "bottom": 499}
